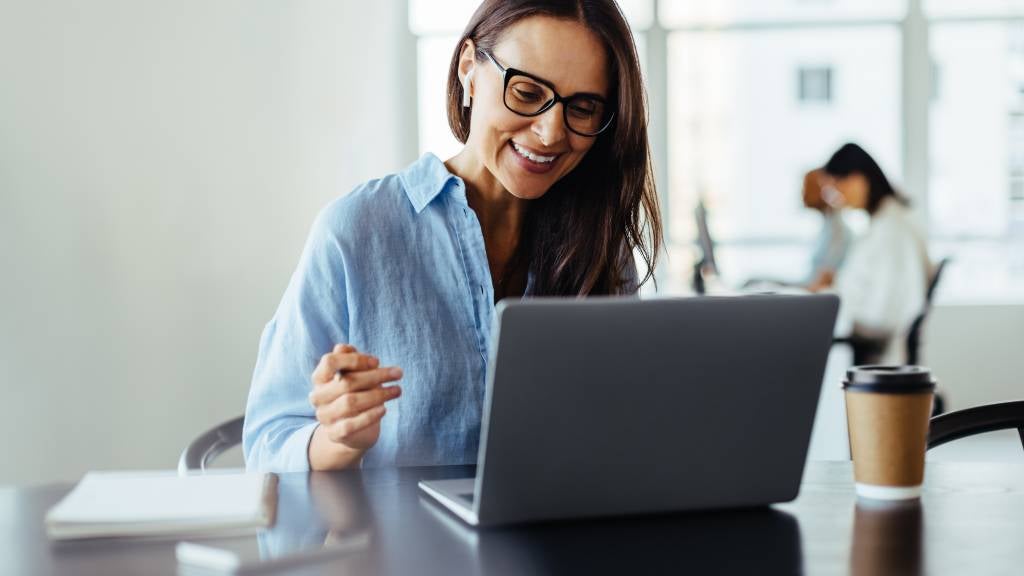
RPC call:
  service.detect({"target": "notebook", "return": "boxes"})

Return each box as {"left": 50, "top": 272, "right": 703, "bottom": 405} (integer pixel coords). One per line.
{"left": 45, "top": 470, "right": 277, "bottom": 540}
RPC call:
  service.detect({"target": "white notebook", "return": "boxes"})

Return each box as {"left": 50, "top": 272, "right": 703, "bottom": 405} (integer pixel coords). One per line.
{"left": 45, "top": 470, "right": 277, "bottom": 540}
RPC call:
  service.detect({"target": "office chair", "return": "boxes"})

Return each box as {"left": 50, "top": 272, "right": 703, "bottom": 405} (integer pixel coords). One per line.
{"left": 178, "top": 415, "right": 245, "bottom": 475}
{"left": 908, "top": 258, "right": 950, "bottom": 414}
{"left": 928, "top": 400, "right": 1024, "bottom": 452}
{"left": 906, "top": 258, "right": 950, "bottom": 366}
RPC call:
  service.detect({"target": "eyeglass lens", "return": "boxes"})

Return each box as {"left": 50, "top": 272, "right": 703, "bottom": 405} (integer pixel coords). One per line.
{"left": 504, "top": 75, "right": 609, "bottom": 136}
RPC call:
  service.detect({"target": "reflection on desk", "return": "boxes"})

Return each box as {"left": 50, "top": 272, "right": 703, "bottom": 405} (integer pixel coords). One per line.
{"left": 420, "top": 496, "right": 802, "bottom": 575}
{"left": 851, "top": 500, "right": 923, "bottom": 576}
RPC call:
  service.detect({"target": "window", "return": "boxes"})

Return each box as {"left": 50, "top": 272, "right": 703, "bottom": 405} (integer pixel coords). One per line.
{"left": 659, "top": 0, "right": 907, "bottom": 26}
{"left": 416, "top": 35, "right": 462, "bottom": 161}
{"left": 930, "top": 21, "right": 1023, "bottom": 238}
{"left": 1013, "top": 115, "right": 1024, "bottom": 206}
{"left": 798, "top": 67, "right": 833, "bottom": 103}
{"left": 665, "top": 20, "right": 901, "bottom": 271}
{"left": 925, "top": 0, "right": 1024, "bottom": 19}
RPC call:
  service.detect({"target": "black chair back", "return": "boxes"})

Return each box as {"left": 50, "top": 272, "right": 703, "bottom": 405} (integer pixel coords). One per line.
{"left": 928, "top": 400, "right": 1024, "bottom": 452}
{"left": 906, "top": 258, "right": 950, "bottom": 366}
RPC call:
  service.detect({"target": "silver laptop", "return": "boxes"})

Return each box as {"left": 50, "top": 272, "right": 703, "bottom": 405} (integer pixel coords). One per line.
{"left": 419, "top": 294, "right": 839, "bottom": 526}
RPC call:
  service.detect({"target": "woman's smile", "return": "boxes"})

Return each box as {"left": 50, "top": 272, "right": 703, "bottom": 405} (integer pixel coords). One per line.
{"left": 507, "top": 140, "right": 563, "bottom": 175}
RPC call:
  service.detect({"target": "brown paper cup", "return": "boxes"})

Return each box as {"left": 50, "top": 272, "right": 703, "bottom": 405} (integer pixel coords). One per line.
{"left": 844, "top": 366, "right": 935, "bottom": 501}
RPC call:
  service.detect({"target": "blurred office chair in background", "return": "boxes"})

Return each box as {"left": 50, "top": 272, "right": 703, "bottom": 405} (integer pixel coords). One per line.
{"left": 178, "top": 415, "right": 245, "bottom": 475}
{"left": 906, "top": 258, "right": 950, "bottom": 366}
{"left": 693, "top": 199, "right": 717, "bottom": 295}
{"left": 909, "top": 258, "right": 951, "bottom": 414}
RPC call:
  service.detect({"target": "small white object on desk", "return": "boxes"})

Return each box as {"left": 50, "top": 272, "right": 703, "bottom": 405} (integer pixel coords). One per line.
{"left": 45, "top": 470, "right": 277, "bottom": 540}
{"left": 175, "top": 531, "right": 372, "bottom": 574}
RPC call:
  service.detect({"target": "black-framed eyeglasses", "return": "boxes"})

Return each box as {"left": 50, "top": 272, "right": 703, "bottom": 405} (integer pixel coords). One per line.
{"left": 479, "top": 50, "right": 615, "bottom": 137}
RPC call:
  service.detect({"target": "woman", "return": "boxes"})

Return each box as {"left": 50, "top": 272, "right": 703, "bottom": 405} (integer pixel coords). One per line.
{"left": 243, "top": 0, "right": 662, "bottom": 472}
{"left": 817, "top": 143, "right": 930, "bottom": 364}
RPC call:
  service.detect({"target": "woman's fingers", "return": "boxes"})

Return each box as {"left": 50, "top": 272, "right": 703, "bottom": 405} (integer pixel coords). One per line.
{"left": 339, "top": 367, "right": 403, "bottom": 394}
{"left": 316, "top": 385, "right": 402, "bottom": 423}
{"left": 324, "top": 405, "right": 387, "bottom": 443}
{"left": 311, "top": 350, "right": 379, "bottom": 384}
{"left": 309, "top": 366, "right": 403, "bottom": 406}
{"left": 307, "top": 345, "right": 402, "bottom": 449}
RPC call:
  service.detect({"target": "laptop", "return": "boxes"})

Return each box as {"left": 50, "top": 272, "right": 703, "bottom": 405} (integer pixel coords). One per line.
{"left": 419, "top": 294, "right": 839, "bottom": 526}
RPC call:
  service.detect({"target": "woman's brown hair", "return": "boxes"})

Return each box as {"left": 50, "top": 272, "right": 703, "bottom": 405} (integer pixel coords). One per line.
{"left": 446, "top": 0, "right": 662, "bottom": 295}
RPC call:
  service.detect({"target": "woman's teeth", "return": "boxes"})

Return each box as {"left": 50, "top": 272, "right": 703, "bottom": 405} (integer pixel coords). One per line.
{"left": 512, "top": 142, "right": 556, "bottom": 164}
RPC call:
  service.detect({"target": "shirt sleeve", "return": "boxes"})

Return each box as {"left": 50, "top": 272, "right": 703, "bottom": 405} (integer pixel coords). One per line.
{"left": 243, "top": 205, "right": 350, "bottom": 472}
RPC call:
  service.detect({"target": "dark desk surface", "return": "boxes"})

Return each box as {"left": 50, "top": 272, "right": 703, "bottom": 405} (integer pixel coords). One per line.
{"left": 3, "top": 461, "right": 1023, "bottom": 575}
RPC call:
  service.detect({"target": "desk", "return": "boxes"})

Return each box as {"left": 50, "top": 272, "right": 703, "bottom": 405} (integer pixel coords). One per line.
{"left": 3, "top": 461, "right": 1023, "bottom": 575}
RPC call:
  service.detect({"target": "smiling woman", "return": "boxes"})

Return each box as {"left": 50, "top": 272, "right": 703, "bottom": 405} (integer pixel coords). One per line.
{"left": 242, "top": 0, "right": 663, "bottom": 473}
{"left": 448, "top": 0, "right": 660, "bottom": 295}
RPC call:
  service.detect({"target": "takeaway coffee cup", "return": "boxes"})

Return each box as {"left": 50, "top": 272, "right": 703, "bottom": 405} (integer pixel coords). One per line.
{"left": 843, "top": 365, "right": 936, "bottom": 501}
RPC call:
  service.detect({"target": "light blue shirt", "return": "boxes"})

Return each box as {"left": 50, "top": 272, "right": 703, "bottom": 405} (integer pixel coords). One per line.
{"left": 244, "top": 153, "right": 639, "bottom": 471}
{"left": 243, "top": 153, "right": 499, "bottom": 471}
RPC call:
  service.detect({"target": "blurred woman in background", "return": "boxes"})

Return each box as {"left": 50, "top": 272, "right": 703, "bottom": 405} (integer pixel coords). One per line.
{"left": 814, "top": 142, "right": 932, "bottom": 364}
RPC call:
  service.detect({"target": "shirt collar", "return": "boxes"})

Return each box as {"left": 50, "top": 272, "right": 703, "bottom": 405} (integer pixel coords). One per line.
{"left": 399, "top": 153, "right": 464, "bottom": 214}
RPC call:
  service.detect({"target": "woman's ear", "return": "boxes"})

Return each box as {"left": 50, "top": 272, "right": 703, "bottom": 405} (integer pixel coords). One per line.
{"left": 458, "top": 39, "right": 478, "bottom": 106}
{"left": 462, "top": 70, "right": 474, "bottom": 108}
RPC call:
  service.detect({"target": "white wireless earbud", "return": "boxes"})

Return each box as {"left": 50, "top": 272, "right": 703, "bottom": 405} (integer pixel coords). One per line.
{"left": 462, "top": 69, "right": 475, "bottom": 108}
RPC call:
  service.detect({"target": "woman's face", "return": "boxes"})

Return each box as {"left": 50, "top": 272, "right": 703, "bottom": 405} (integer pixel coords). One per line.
{"left": 828, "top": 172, "right": 870, "bottom": 210}
{"left": 459, "top": 16, "right": 610, "bottom": 200}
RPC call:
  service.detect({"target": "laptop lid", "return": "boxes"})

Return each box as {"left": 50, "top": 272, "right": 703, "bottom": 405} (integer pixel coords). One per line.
{"left": 472, "top": 294, "right": 839, "bottom": 526}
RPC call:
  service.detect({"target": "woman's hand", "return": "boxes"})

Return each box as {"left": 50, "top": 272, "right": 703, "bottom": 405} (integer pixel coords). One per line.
{"left": 307, "top": 344, "right": 403, "bottom": 469}
{"left": 807, "top": 270, "right": 836, "bottom": 293}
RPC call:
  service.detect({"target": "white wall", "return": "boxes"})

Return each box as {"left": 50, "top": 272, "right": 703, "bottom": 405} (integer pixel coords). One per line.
{"left": 0, "top": 0, "right": 417, "bottom": 485}
{"left": 924, "top": 304, "right": 1024, "bottom": 410}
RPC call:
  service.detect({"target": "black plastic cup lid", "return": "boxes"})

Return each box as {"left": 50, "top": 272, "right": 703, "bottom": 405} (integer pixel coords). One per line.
{"left": 843, "top": 365, "right": 936, "bottom": 393}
